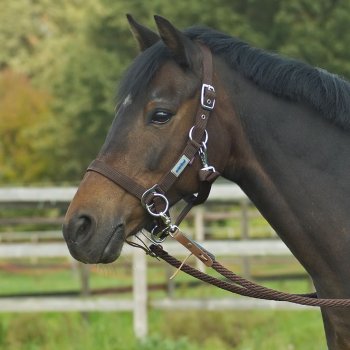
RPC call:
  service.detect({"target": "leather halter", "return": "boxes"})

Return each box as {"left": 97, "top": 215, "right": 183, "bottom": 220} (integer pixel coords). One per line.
{"left": 87, "top": 44, "right": 220, "bottom": 239}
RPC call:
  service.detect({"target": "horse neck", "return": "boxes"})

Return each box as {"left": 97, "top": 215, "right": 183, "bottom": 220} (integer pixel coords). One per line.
{"left": 220, "top": 69, "right": 350, "bottom": 298}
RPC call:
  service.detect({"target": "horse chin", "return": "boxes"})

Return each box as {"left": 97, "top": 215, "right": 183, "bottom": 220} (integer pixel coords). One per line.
{"left": 98, "top": 225, "right": 125, "bottom": 264}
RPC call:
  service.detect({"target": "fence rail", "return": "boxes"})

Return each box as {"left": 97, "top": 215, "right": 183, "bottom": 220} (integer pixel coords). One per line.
{"left": 0, "top": 185, "right": 246, "bottom": 203}
{"left": 0, "top": 240, "right": 291, "bottom": 259}
{"left": 0, "top": 186, "right": 313, "bottom": 339}
{"left": 0, "top": 297, "right": 313, "bottom": 313}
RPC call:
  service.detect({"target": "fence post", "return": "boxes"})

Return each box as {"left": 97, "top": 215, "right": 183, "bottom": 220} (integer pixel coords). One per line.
{"left": 133, "top": 247, "right": 148, "bottom": 339}
{"left": 165, "top": 264, "right": 175, "bottom": 298}
{"left": 194, "top": 207, "right": 206, "bottom": 272}
{"left": 241, "top": 199, "right": 251, "bottom": 279}
{"left": 79, "top": 263, "right": 90, "bottom": 322}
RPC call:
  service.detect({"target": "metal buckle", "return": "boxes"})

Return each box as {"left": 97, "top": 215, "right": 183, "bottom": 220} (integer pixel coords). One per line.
{"left": 201, "top": 84, "right": 216, "bottom": 110}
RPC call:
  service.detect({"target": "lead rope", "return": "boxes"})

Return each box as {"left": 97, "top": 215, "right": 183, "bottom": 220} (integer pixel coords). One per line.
{"left": 148, "top": 238, "right": 350, "bottom": 307}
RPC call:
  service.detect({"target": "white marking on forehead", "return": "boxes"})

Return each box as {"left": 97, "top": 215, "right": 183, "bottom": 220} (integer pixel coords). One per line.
{"left": 114, "top": 94, "right": 132, "bottom": 115}
{"left": 122, "top": 94, "right": 132, "bottom": 107}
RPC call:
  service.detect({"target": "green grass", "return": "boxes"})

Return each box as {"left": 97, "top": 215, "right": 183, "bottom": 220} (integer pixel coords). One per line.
{"left": 0, "top": 309, "right": 326, "bottom": 350}
{"left": 163, "top": 310, "right": 326, "bottom": 350}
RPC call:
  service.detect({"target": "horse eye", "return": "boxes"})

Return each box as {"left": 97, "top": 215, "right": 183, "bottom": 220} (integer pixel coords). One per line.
{"left": 151, "top": 110, "right": 173, "bottom": 125}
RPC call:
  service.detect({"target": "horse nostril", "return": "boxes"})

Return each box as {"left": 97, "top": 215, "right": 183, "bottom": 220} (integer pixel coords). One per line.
{"left": 64, "top": 214, "right": 95, "bottom": 245}
{"left": 76, "top": 215, "right": 91, "bottom": 235}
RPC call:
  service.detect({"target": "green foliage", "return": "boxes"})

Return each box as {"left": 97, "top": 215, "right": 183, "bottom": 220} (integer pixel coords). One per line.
{"left": 1, "top": 0, "right": 349, "bottom": 184}
{"left": 0, "top": 69, "right": 53, "bottom": 183}
{"left": 274, "top": 1, "right": 350, "bottom": 77}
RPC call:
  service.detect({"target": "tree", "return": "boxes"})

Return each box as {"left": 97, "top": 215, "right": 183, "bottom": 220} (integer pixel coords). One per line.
{"left": 0, "top": 69, "right": 52, "bottom": 183}
{"left": 0, "top": 0, "right": 349, "bottom": 184}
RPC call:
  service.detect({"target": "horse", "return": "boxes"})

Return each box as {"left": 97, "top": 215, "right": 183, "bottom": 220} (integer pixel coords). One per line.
{"left": 63, "top": 15, "right": 350, "bottom": 349}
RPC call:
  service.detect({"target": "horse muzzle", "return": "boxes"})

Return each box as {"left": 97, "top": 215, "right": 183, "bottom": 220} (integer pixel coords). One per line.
{"left": 62, "top": 212, "right": 125, "bottom": 264}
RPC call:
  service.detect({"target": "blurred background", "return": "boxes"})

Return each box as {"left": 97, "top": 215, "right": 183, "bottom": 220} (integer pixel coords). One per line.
{"left": 0, "top": 0, "right": 349, "bottom": 349}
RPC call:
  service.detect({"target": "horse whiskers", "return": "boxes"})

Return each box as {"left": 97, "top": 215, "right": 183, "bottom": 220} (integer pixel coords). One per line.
{"left": 129, "top": 232, "right": 195, "bottom": 280}
{"left": 125, "top": 231, "right": 161, "bottom": 260}
{"left": 93, "top": 264, "right": 118, "bottom": 277}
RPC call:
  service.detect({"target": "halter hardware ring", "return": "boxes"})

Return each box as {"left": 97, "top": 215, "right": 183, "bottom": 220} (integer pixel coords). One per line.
{"left": 189, "top": 127, "right": 208, "bottom": 146}
{"left": 150, "top": 225, "right": 169, "bottom": 243}
{"left": 145, "top": 193, "right": 169, "bottom": 218}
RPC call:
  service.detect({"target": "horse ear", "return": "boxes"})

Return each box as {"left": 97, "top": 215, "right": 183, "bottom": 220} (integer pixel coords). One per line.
{"left": 126, "top": 14, "right": 160, "bottom": 51}
{"left": 154, "top": 15, "right": 195, "bottom": 67}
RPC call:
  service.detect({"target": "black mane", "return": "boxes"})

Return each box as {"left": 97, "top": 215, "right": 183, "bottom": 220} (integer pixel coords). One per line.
{"left": 118, "top": 26, "right": 350, "bottom": 128}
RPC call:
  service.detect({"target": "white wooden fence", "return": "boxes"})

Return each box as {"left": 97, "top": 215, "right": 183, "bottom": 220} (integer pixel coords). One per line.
{"left": 0, "top": 186, "right": 314, "bottom": 339}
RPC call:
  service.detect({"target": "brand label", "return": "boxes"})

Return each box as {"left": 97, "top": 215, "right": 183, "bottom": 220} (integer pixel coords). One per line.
{"left": 171, "top": 155, "right": 190, "bottom": 177}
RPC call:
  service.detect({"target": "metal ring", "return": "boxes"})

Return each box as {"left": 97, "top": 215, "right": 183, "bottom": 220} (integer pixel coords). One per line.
{"left": 145, "top": 193, "right": 169, "bottom": 217}
{"left": 141, "top": 184, "right": 158, "bottom": 208}
{"left": 188, "top": 126, "right": 208, "bottom": 145}
{"left": 150, "top": 226, "right": 168, "bottom": 243}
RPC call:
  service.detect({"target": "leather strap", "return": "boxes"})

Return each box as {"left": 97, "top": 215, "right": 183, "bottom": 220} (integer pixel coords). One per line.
{"left": 154, "top": 44, "right": 215, "bottom": 195}
{"left": 87, "top": 43, "right": 219, "bottom": 214}
{"left": 87, "top": 159, "right": 146, "bottom": 199}
{"left": 171, "top": 228, "right": 214, "bottom": 266}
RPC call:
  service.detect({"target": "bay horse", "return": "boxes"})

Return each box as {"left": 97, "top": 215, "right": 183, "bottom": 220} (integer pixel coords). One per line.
{"left": 63, "top": 15, "right": 350, "bottom": 349}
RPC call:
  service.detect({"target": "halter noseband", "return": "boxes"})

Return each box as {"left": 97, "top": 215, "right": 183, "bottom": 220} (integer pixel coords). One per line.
{"left": 87, "top": 44, "right": 219, "bottom": 242}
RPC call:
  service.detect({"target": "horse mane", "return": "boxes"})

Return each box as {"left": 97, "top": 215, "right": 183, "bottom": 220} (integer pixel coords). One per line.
{"left": 118, "top": 26, "right": 350, "bottom": 129}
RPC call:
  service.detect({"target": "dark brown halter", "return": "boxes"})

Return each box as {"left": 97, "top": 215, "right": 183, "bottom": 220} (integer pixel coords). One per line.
{"left": 87, "top": 43, "right": 220, "bottom": 240}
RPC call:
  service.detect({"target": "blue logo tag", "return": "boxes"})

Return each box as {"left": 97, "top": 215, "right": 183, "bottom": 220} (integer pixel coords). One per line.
{"left": 171, "top": 155, "right": 190, "bottom": 177}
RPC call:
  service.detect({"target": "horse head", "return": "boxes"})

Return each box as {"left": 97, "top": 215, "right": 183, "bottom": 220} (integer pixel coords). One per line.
{"left": 63, "top": 16, "right": 231, "bottom": 263}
